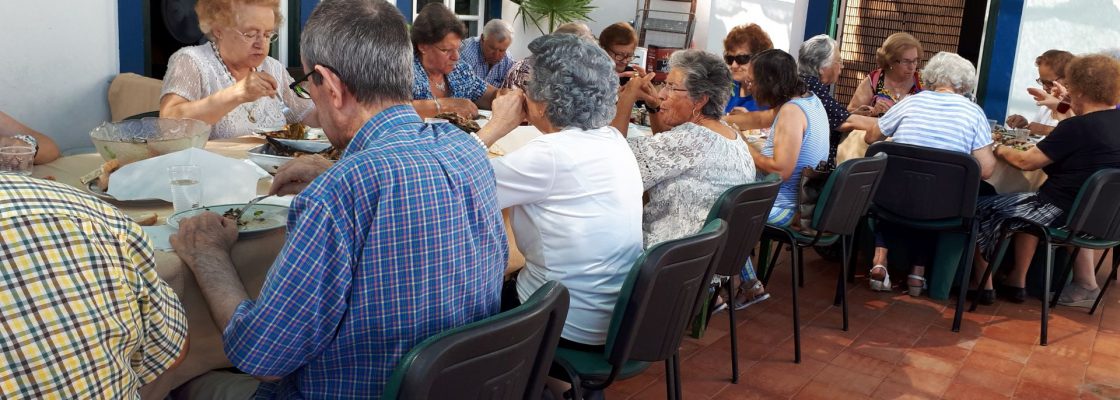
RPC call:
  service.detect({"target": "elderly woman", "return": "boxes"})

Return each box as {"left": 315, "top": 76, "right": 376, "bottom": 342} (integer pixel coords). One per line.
{"left": 161, "top": 0, "right": 315, "bottom": 139}
{"left": 722, "top": 24, "right": 779, "bottom": 131}
{"left": 972, "top": 54, "right": 1120, "bottom": 306}
{"left": 847, "top": 32, "right": 924, "bottom": 117}
{"left": 1006, "top": 50, "right": 1075, "bottom": 135}
{"left": 481, "top": 34, "right": 643, "bottom": 349}
{"left": 621, "top": 50, "right": 768, "bottom": 308}
{"left": 500, "top": 22, "right": 594, "bottom": 91}
{"left": 599, "top": 22, "right": 642, "bottom": 79}
{"left": 410, "top": 3, "right": 497, "bottom": 118}
{"left": 855, "top": 52, "right": 996, "bottom": 294}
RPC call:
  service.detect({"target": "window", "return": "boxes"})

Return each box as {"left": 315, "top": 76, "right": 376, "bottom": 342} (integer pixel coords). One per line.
{"left": 414, "top": 0, "right": 483, "bottom": 37}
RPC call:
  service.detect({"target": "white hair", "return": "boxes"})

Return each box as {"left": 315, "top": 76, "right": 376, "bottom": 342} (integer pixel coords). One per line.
{"left": 797, "top": 34, "right": 838, "bottom": 78}
{"left": 482, "top": 19, "right": 513, "bottom": 42}
{"left": 921, "top": 52, "right": 977, "bottom": 95}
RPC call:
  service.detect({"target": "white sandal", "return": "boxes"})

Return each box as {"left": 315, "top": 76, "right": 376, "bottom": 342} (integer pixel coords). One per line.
{"left": 907, "top": 274, "right": 927, "bottom": 297}
{"left": 869, "top": 265, "right": 891, "bottom": 292}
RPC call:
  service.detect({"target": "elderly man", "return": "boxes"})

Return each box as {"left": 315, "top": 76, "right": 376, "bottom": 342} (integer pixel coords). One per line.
{"left": 169, "top": 0, "right": 508, "bottom": 397}
{"left": 460, "top": 19, "right": 515, "bottom": 86}
{"left": 0, "top": 175, "right": 187, "bottom": 398}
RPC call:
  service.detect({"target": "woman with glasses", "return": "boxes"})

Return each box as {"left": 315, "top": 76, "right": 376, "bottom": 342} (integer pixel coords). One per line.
{"left": 410, "top": 3, "right": 497, "bottom": 119}
{"left": 722, "top": 24, "right": 774, "bottom": 114}
{"left": 847, "top": 32, "right": 924, "bottom": 117}
{"left": 160, "top": 0, "right": 316, "bottom": 139}
{"left": 622, "top": 50, "right": 770, "bottom": 309}
{"left": 1005, "top": 50, "right": 1074, "bottom": 136}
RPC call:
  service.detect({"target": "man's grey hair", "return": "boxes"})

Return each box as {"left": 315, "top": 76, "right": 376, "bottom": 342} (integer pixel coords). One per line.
{"left": 921, "top": 52, "right": 977, "bottom": 95}
{"left": 301, "top": 0, "right": 412, "bottom": 103}
{"left": 670, "top": 49, "right": 732, "bottom": 120}
{"left": 798, "top": 34, "right": 838, "bottom": 78}
{"left": 482, "top": 19, "right": 513, "bottom": 42}
{"left": 526, "top": 34, "right": 618, "bottom": 130}
{"left": 553, "top": 22, "right": 594, "bottom": 41}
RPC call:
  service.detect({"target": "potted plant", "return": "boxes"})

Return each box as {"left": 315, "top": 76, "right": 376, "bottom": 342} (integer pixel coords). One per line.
{"left": 511, "top": 0, "right": 595, "bottom": 35}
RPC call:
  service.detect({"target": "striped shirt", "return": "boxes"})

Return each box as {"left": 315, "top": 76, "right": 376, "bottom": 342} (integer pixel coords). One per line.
{"left": 0, "top": 175, "right": 187, "bottom": 399}
{"left": 224, "top": 105, "right": 508, "bottom": 398}
{"left": 762, "top": 94, "right": 831, "bottom": 209}
{"left": 877, "top": 90, "right": 992, "bottom": 154}
{"left": 459, "top": 36, "right": 514, "bottom": 87}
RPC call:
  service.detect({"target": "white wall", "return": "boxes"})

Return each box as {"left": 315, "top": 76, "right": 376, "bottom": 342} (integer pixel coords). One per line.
{"left": 1005, "top": 0, "right": 1120, "bottom": 119}
{"left": 502, "top": 0, "right": 636, "bottom": 59}
{"left": 0, "top": 0, "right": 119, "bottom": 153}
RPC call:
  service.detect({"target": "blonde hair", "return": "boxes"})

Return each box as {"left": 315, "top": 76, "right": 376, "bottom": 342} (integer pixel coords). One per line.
{"left": 196, "top": 0, "right": 283, "bottom": 38}
{"left": 875, "top": 32, "right": 923, "bottom": 71}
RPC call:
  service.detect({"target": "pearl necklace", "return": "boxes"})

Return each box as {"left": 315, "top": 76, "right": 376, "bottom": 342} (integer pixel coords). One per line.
{"left": 211, "top": 41, "right": 261, "bottom": 123}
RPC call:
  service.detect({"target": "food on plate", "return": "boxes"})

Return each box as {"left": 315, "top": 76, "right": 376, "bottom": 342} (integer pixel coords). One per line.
{"left": 433, "top": 112, "right": 481, "bottom": 133}
{"left": 259, "top": 142, "right": 341, "bottom": 161}
{"left": 263, "top": 122, "right": 310, "bottom": 140}
{"left": 133, "top": 213, "right": 158, "bottom": 226}
{"left": 222, "top": 207, "right": 266, "bottom": 227}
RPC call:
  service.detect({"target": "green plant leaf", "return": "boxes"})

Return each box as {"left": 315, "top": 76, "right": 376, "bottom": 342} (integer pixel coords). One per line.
{"left": 514, "top": 0, "right": 595, "bottom": 35}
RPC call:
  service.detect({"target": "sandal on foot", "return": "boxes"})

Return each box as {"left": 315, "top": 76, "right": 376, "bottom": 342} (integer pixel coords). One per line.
{"left": 907, "top": 274, "right": 927, "bottom": 297}
{"left": 869, "top": 265, "right": 891, "bottom": 292}
{"left": 733, "top": 279, "right": 770, "bottom": 310}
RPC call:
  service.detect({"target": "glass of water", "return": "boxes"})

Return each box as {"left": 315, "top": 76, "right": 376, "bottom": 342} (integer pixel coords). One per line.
{"left": 0, "top": 145, "right": 35, "bottom": 175}
{"left": 168, "top": 165, "right": 202, "bottom": 212}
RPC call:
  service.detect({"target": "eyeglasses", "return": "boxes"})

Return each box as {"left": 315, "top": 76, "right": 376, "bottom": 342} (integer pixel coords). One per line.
{"left": 1035, "top": 77, "right": 1055, "bottom": 87}
{"left": 893, "top": 58, "right": 920, "bottom": 67}
{"left": 724, "top": 54, "right": 752, "bottom": 65}
{"left": 660, "top": 82, "right": 689, "bottom": 93}
{"left": 607, "top": 49, "right": 637, "bottom": 63}
{"left": 233, "top": 28, "right": 279, "bottom": 43}
{"left": 289, "top": 65, "right": 340, "bottom": 99}
{"left": 433, "top": 46, "right": 459, "bottom": 57}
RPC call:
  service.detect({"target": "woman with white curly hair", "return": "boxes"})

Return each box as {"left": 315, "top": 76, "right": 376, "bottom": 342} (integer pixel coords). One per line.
{"left": 854, "top": 51, "right": 997, "bottom": 295}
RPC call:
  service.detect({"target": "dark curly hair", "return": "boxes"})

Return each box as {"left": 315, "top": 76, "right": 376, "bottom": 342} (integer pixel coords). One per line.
{"left": 410, "top": 3, "right": 467, "bottom": 54}
{"left": 750, "top": 49, "right": 806, "bottom": 109}
{"left": 723, "top": 23, "right": 773, "bottom": 54}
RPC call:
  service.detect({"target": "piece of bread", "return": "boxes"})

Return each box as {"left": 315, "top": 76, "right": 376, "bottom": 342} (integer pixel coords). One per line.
{"left": 133, "top": 213, "right": 158, "bottom": 226}
{"left": 98, "top": 159, "right": 121, "bottom": 191}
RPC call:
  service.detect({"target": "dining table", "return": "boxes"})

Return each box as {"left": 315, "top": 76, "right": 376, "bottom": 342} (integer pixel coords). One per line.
{"left": 31, "top": 133, "right": 532, "bottom": 399}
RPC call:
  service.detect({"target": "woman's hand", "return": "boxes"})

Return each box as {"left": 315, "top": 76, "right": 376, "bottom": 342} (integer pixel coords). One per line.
{"left": 1028, "top": 87, "right": 1062, "bottom": 109}
{"left": 234, "top": 72, "right": 279, "bottom": 104}
{"left": 476, "top": 89, "right": 525, "bottom": 146}
{"left": 1005, "top": 114, "right": 1028, "bottom": 129}
{"left": 871, "top": 100, "right": 892, "bottom": 116}
{"left": 851, "top": 105, "right": 875, "bottom": 116}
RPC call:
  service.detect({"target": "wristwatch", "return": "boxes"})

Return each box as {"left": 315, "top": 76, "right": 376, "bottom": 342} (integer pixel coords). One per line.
{"left": 12, "top": 134, "right": 38, "bottom": 152}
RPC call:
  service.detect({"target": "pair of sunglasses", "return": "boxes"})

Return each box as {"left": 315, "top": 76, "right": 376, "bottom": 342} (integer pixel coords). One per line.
{"left": 724, "top": 54, "right": 752, "bottom": 65}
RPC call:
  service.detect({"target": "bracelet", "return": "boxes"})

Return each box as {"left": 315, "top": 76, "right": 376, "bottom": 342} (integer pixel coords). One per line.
{"left": 469, "top": 132, "right": 488, "bottom": 151}
{"left": 434, "top": 98, "right": 442, "bottom": 114}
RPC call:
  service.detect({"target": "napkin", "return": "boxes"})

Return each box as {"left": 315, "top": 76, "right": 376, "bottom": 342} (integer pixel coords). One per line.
{"left": 108, "top": 148, "right": 270, "bottom": 205}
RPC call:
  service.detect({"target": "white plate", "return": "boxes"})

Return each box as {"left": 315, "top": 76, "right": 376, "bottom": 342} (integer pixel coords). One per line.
{"left": 246, "top": 144, "right": 292, "bottom": 173}
{"left": 251, "top": 126, "right": 288, "bottom": 135}
{"left": 166, "top": 203, "right": 288, "bottom": 235}
{"left": 272, "top": 137, "right": 332, "bottom": 153}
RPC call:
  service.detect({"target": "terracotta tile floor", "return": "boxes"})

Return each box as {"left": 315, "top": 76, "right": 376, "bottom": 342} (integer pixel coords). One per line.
{"left": 604, "top": 249, "right": 1120, "bottom": 399}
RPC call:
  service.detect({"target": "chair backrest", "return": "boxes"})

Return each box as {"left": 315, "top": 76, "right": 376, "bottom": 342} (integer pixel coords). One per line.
{"left": 1064, "top": 168, "right": 1120, "bottom": 241}
{"left": 605, "top": 219, "right": 727, "bottom": 366}
{"left": 705, "top": 174, "right": 782, "bottom": 277}
{"left": 382, "top": 282, "right": 569, "bottom": 400}
{"left": 865, "top": 141, "right": 981, "bottom": 220}
{"left": 812, "top": 153, "right": 888, "bottom": 235}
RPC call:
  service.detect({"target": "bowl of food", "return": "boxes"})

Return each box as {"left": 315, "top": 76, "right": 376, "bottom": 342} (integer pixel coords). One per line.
{"left": 247, "top": 143, "right": 341, "bottom": 173}
{"left": 89, "top": 118, "right": 211, "bottom": 165}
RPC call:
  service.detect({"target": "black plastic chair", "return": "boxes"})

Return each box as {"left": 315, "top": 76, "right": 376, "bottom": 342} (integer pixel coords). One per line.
{"left": 703, "top": 174, "right": 781, "bottom": 383}
{"left": 759, "top": 154, "right": 887, "bottom": 363}
{"left": 382, "top": 281, "right": 570, "bottom": 400}
{"left": 550, "top": 219, "right": 728, "bottom": 400}
{"left": 864, "top": 142, "right": 982, "bottom": 333}
{"left": 974, "top": 169, "right": 1120, "bottom": 345}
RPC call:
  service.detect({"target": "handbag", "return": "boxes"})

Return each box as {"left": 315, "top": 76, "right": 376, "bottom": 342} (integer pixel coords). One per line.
{"left": 791, "top": 160, "right": 835, "bottom": 236}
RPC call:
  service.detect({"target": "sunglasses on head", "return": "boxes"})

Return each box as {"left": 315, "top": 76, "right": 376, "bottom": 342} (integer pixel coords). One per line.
{"left": 724, "top": 54, "right": 752, "bottom": 65}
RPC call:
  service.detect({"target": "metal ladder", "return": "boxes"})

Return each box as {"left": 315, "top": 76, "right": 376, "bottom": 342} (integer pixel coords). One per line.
{"left": 634, "top": 0, "right": 697, "bottom": 48}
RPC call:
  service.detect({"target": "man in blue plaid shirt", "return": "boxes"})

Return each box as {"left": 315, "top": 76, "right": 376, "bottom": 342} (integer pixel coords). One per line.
{"left": 459, "top": 19, "right": 515, "bottom": 87}
{"left": 170, "top": 0, "right": 508, "bottom": 397}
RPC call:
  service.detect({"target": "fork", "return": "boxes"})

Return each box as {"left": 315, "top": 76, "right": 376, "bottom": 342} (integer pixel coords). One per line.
{"left": 237, "top": 195, "right": 271, "bottom": 225}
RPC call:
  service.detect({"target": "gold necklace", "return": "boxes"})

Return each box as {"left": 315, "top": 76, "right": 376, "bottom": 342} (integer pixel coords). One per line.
{"left": 212, "top": 42, "right": 261, "bottom": 123}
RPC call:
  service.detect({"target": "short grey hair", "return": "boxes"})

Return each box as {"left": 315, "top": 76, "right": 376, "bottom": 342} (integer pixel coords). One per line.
{"left": 921, "top": 52, "right": 977, "bottom": 95}
{"left": 482, "top": 19, "right": 513, "bottom": 42}
{"left": 526, "top": 34, "right": 618, "bottom": 130}
{"left": 798, "top": 34, "right": 838, "bottom": 78}
{"left": 670, "top": 49, "right": 732, "bottom": 120}
{"left": 301, "top": 0, "right": 412, "bottom": 103}
{"left": 553, "top": 22, "right": 594, "bottom": 41}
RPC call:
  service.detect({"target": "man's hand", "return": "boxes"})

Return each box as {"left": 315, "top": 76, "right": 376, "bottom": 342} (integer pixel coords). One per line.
{"left": 170, "top": 212, "right": 239, "bottom": 269}
{"left": 270, "top": 155, "right": 332, "bottom": 196}
{"left": 1005, "top": 114, "right": 1028, "bottom": 129}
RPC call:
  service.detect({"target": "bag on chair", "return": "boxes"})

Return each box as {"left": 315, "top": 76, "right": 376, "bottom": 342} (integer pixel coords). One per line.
{"left": 791, "top": 160, "right": 834, "bottom": 236}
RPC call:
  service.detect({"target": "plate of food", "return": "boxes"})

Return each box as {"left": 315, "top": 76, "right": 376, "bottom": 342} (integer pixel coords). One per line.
{"left": 246, "top": 143, "right": 342, "bottom": 173}
{"left": 253, "top": 122, "right": 315, "bottom": 140}
{"left": 166, "top": 203, "right": 288, "bottom": 235}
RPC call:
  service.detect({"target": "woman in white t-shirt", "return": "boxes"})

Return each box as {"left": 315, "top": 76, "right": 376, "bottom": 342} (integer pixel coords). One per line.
{"left": 486, "top": 33, "right": 644, "bottom": 348}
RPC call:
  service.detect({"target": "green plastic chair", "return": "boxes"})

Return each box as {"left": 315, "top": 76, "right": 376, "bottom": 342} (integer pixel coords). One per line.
{"left": 382, "top": 281, "right": 569, "bottom": 400}
{"left": 973, "top": 169, "right": 1120, "bottom": 345}
{"left": 550, "top": 220, "right": 728, "bottom": 400}
{"left": 759, "top": 153, "right": 888, "bottom": 363}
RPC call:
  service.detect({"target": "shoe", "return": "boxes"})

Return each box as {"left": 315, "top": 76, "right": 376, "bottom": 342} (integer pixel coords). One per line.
{"left": 733, "top": 279, "right": 771, "bottom": 310}
{"left": 967, "top": 289, "right": 996, "bottom": 305}
{"left": 996, "top": 283, "right": 1027, "bottom": 304}
{"left": 906, "top": 274, "right": 927, "bottom": 297}
{"left": 1057, "top": 283, "right": 1100, "bottom": 308}
{"left": 869, "top": 264, "right": 892, "bottom": 292}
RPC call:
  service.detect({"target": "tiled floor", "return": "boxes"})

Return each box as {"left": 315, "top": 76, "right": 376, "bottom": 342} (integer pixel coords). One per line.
{"left": 603, "top": 249, "right": 1120, "bottom": 400}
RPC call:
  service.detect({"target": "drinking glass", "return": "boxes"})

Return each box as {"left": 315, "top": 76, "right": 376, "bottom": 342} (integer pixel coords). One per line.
{"left": 0, "top": 145, "right": 35, "bottom": 176}
{"left": 168, "top": 165, "right": 202, "bottom": 212}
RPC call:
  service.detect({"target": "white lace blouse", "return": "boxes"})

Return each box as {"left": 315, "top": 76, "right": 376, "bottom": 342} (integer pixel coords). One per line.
{"left": 628, "top": 122, "right": 757, "bottom": 247}
{"left": 161, "top": 44, "right": 314, "bottom": 139}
